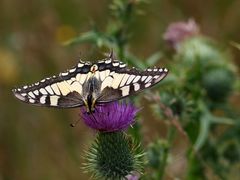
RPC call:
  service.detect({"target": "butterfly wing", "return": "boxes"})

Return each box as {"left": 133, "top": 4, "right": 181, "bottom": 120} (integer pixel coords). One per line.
{"left": 13, "top": 58, "right": 168, "bottom": 108}
{"left": 96, "top": 59, "right": 168, "bottom": 103}
{"left": 12, "top": 61, "right": 92, "bottom": 108}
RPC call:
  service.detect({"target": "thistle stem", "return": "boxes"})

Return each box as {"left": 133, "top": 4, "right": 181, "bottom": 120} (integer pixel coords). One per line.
{"left": 157, "top": 126, "right": 176, "bottom": 180}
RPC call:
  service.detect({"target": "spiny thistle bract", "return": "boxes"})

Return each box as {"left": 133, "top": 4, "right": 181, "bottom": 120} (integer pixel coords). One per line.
{"left": 83, "top": 132, "right": 144, "bottom": 180}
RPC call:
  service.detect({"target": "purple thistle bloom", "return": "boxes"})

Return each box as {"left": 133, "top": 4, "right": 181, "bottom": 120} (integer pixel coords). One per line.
{"left": 126, "top": 172, "right": 140, "bottom": 180}
{"left": 80, "top": 101, "right": 139, "bottom": 132}
{"left": 163, "top": 19, "right": 199, "bottom": 49}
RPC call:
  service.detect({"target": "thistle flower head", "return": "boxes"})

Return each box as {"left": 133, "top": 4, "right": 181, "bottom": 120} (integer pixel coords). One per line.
{"left": 80, "top": 102, "right": 138, "bottom": 132}
{"left": 163, "top": 19, "right": 199, "bottom": 49}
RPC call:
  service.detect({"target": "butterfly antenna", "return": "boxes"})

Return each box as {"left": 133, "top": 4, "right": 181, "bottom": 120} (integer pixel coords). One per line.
{"left": 70, "top": 117, "right": 81, "bottom": 127}
{"left": 109, "top": 48, "right": 114, "bottom": 60}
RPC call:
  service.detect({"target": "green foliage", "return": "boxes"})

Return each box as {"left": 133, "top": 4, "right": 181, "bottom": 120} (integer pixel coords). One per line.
{"left": 146, "top": 139, "right": 170, "bottom": 180}
{"left": 147, "top": 140, "right": 169, "bottom": 170}
{"left": 186, "top": 150, "right": 206, "bottom": 180}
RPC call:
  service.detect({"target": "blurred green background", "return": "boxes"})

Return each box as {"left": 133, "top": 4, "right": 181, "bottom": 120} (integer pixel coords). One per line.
{"left": 0, "top": 0, "right": 240, "bottom": 179}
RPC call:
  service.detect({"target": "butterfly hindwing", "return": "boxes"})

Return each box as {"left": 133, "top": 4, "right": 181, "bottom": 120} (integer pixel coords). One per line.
{"left": 12, "top": 61, "right": 92, "bottom": 108}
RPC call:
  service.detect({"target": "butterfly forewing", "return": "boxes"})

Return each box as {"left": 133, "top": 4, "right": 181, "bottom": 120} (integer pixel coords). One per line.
{"left": 12, "top": 61, "right": 92, "bottom": 108}
{"left": 97, "top": 65, "right": 168, "bottom": 103}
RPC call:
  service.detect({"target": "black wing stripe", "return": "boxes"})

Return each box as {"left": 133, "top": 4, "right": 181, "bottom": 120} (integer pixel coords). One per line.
{"left": 45, "top": 85, "right": 54, "bottom": 95}
{"left": 97, "top": 59, "right": 127, "bottom": 72}
{"left": 141, "top": 76, "right": 147, "bottom": 81}
{"left": 126, "top": 75, "right": 135, "bottom": 85}
{"left": 145, "top": 76, "right": 152, "bottom": 83}
{"left": 133, "top": 75, "right": 141, "bottom": 83}
{"left": 51, "top": 83, "right": 61, "bottom": 95}
{"left": 120, "top": 74, "right": 129, "bottom": 87}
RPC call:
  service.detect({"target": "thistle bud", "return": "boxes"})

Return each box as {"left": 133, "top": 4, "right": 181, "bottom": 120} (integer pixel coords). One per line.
{"left": 202, "top": 68, "right": 235, "bottom": 101}
{"left": 83, "top": 132, "right": 144, "bottom": 179}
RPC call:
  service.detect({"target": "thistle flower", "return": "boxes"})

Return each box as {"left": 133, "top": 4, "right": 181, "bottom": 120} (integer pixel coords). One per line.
{"left": 125, "top": 172, "right": 140, "bottom": 180}
{"left": 163, "top": 19, "right": 199, "bottom": 49}
{"left": 80, "top": 101, "right": 138, "bottom": 132}
{"left": 81, "top": 102, "right": 144, "bottom": 179}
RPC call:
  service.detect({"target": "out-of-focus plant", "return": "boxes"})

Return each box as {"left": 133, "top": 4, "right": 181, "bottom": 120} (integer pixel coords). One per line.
{"left": 161, "top": 19, "right": 239, "bottom": 179}
{"left": 65, "top": 0, "right": 239, "bottom": 179}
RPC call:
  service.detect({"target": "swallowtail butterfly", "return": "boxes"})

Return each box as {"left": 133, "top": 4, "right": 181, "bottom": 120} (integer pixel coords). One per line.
{"left": 12, "top": 55, "right": 168, "bottom": 113}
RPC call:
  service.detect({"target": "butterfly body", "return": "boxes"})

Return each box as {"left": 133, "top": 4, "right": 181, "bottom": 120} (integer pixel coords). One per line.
{"left": 13, "top": 58, "right": 168, "bottom": 112}
{"left": 82, "top": 76, "right": 101, "bottom": 113}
